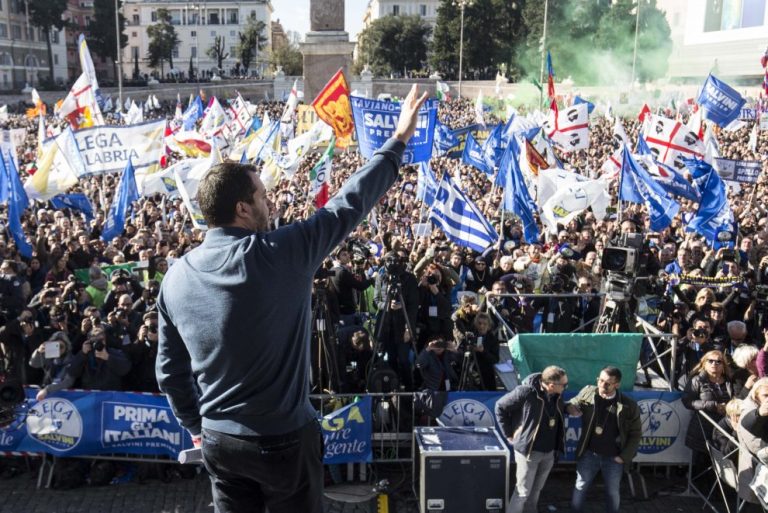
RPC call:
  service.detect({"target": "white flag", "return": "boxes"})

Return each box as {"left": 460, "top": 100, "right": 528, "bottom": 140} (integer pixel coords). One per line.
{"left": 538, "top": 168, "right": 610, "bottom": 233}
{"left": 544, "top": 104, "right": 590, "bottom": 152}
{"left": 475, "top": 89, "right": 485, "bottom": 127}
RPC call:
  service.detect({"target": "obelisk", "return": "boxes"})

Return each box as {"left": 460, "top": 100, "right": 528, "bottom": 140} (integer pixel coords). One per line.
{"left": 301, "top": 0, "right": 356, "bottom": 101}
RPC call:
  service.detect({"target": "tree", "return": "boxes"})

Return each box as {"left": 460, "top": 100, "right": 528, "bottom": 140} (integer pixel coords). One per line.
{"left": 356, "top": 15, "right": 431, "bottom": 77}
{"left": 146, "top": 8, "right": 180, "bottom": 77}
{"left": 88, "top": 0, "right": 128, "bottom": 81}
{"left": 207, "top": 35, "right": 229, "bottom": 72}
{"left": 235, "top": 14, "right": 268, "bottom": 76}
{"left": 269, "top": 41, "right": 303, "bottom": 76}
{"left": 28, "top": 0, "right": 68, "bottom": 84}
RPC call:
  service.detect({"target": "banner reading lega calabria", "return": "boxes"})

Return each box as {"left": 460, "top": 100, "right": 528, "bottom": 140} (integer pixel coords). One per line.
{"left": 351, "top": 96, "right": 438, "bottom": 164}
{"left": 43, "top": 119, "right": 165, "bottom": 177}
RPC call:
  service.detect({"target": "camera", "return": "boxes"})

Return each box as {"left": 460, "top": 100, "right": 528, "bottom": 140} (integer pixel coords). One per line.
{"left": 692, "top": 328, "right": 707, "bottom": 338}
{"left": 601, "top": 233, "right": 644, "bottom": 276}
{"left": 92, "top": 340, "right": 106, "bottom": 351}
{"left": 348, "top": 241, "right": 370, "bottom": 266}
{"left": 464, "top": 332, "right": 477, "bottom": 347}
{"left": 720, "top": 249, "right": 736, "bottom": 262}
{"left": 148, "top": 324, "right": 158, "bottom": 334}
{"left": 427, "top": 274, "right": 439, "bottom": 285}
{"left": 547, "top": 273, "right": 569, "bottom": 293}
{"left": 383, "top": 254, "right": 405, "bottom": 276}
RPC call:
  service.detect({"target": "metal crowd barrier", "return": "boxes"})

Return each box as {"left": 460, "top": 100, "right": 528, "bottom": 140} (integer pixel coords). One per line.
{"left": 687, "top": 410, "right": 765, "bottom": 513}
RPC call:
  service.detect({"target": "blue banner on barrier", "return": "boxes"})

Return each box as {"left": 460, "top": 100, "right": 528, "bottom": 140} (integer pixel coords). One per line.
{"left": 0, "top": 389, "right": 194, "bottom": 458}
{"left": 0, "top": 390, "right": 373, "bottom": 464}
{"left": 437, "top": 390, "right": 690, "bottom": 464}
{"left": 1, "top": 390, "right": 687, "bottom": 465}
{"left": 321, "top": 396, "right": 372, "bottom": 464}
{"left": 351, "top": 96, "right": 438, "bottom": 164}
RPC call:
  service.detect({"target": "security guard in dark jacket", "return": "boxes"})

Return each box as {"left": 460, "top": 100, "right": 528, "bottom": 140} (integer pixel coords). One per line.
{"left": 568, "top": 366, "right": 642, "bottom": 513}
{"left": 495, "top": 367, "right": 571, "bottom": 513}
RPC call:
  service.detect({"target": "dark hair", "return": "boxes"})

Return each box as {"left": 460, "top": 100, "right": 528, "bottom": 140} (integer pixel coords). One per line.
{"left": 601, "top": 366, "right": 622, "bottom": 382}
{"left": 197, "top": 163, "right": 259, "bottom": 227}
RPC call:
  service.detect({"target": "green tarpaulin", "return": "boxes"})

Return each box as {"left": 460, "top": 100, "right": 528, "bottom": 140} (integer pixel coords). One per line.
{"left": 510, "top": 333, "right": 642, "bottom": 392}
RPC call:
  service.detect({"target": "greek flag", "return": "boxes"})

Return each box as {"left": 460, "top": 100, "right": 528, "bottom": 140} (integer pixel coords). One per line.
{"left": 429, "top": 173, "right": 498, "bottom": 252}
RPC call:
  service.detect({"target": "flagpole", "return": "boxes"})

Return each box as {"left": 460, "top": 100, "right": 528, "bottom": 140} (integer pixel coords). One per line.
{"left": 408, "top": 174, "right": 444, "bottom": 265}
{"left": 538, "top": 0, "right": 550, "bottom": 108}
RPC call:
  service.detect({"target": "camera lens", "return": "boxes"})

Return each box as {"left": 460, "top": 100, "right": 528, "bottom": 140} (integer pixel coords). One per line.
{"left": 148, "top": 325, "right": 158, "bottom": 334}
{"left": 94, "top": 341, "right": 105, "bottom": 351}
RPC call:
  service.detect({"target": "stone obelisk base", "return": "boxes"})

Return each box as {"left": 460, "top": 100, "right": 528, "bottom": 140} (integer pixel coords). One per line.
{"left": 300, "top": 31, "right": 355, "bottom": 102}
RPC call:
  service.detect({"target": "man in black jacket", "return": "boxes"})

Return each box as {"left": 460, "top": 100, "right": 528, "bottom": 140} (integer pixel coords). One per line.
{"left": 495, "top": 366, "right": 575, "bottom": 513}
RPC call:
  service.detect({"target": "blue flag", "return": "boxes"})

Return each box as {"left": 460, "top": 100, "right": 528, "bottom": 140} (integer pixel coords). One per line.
{"left": 101, "top": 157, "right": 140, "bottom": 242}
{"left": 7, "top": 153, "right": 28, "bottom": 212}
{"left": 696, "top": 74, "right": 746, "bottom": 127}
{"left": 619, "top": 146, "right": 679, "bottom": 232}
{"left": 482, "top": 123, "right": 505, "bottom": 167}
{"left": 636, "top": 133, "right": 653, "bottom": 156}
{"left": 430, "top": 174, "right": 498, "bottom": 252}
{"left": 50, "top": 193, "right": 95, "bottom": 222}
{"left": 182, "top": 96, "right": 205, "bottom": 131}
{"left": 573, "top": 96, "right": 595, "bottom": 114}
{"left": 0, "top": 153, "right": 8, "bottom": 205}
{"left": 245, "top": 115, "right": 263, "bottom": 136}
{"left": 501, "top": 137, "right": 539, "bottom": 243}
{"left": 461, "top": 132, "right": 494, "bottom": 176}
{"left": 417, "top": 161, "right": 439, "bottom": 206}
{"left": 2, "top": 152, "right": 32, "bottom": 258}
{"left": 683, "top": 158, "right": 734, "bottom": 242}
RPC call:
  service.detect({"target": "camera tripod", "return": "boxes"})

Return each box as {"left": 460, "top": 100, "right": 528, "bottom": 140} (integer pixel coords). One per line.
{"left": 368, "top": 273, "right": 421, "bottom": 392}
{"left": 594, "top": 297, "right": 636, "bottom": 334}
{"left": 310, "top": 286, "right": 341, "bottom": 393}
{"left": 458, "top": 344, "right": 482, "bottom": 391}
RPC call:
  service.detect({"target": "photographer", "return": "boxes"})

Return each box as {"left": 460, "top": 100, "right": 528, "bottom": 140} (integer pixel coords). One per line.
{"left": 132, "top": 279, "right": 160, "bottom": 315}
{"left": 462, "top": 312, "right": 499, "bottom": 390}
{"left": 679, "top": 316, "right": 722, "bottom": 379}
{"left": 29, "top": 331, "right": 76, "bottom": 401}
{"left": 535, "top": 247, "right": 578, "bottom": 333}
{"left": 373, "top": 251, "right": 418, "bottom": 390}
{"left": 67, "top": 327, "right": 131, "bottom": 391}
{"left": 0, "top": 308, "right": 43, "bottom": 385}
{"left": 416, "top": 263, "right": 454, "bottom": 350}
{"left": 415, "top": 336, "right": 460, "bottom": 391}
{"left": 573, "top": 276, "right": 601, "bottom": 332}
{"left": 0, "top": 259, "right": 26, "bottom": 321}
{"left": 123, "top": 312, "right": 160, "bottom": 392}
{"left": 330, "top": 245, "right": 373, "bottom": 326}
{"left": 337, "top": 326, "right": 373, "bottom": 394}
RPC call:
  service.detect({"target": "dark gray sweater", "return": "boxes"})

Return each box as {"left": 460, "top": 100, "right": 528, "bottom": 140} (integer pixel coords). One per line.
{"left": 156, "top": 138, "right": 405, "bottom": 436}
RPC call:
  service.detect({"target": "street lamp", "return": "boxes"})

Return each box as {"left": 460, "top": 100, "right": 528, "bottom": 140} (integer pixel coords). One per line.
{"left": 453, "top": 0, "right": 473, "bottom": 98}
{"left": 538, "top": 0, "right": 549, "bottom": 107}
{"left": 631, "top": 0, "right": 641, "bottom": 87}
{"left": 115, "top": 0, "right": 123, "bottom": 107}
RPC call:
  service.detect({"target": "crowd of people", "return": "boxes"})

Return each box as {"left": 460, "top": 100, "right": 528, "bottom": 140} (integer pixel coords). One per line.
{"left": 0, "top": 90, "right": 768, "bottom": 503}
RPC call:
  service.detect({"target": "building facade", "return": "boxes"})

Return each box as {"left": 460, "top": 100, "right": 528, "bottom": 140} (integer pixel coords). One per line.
{"left": 120, "top": 0, "right": 273, "bottom": 80}
{"left": 361, "top": 0, "right": 439, "bottom": 33}
{"left": 65, "top": 0, "right": 117, "bottom": 84}
{"left": 0, "top": 0, "right": 68, "bottom": 91}
{"left": 659, "top": 0, "right": 768, "bottom": 82}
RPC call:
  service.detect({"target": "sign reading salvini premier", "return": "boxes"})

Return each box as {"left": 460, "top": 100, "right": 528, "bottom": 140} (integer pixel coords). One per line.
{"left": 351, "top": 96, "right": 438, "bottom": 164}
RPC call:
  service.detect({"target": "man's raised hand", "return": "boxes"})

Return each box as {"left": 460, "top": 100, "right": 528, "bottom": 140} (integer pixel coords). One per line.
{"left": 394, "top": 85, "right": 429, "bottom": 145}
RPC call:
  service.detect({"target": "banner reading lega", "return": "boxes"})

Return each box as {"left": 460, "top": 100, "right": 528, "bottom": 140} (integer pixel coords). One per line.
{"left": 351, "top": 96, "right": 437, "bottom": 164}
{"left": 43, "top": 119, "right": 165, "bottom": 177}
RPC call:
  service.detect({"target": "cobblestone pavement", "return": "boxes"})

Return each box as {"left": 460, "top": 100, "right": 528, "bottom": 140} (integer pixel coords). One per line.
{"left": 0, "top": 459, "right": 710, "bottom": 513}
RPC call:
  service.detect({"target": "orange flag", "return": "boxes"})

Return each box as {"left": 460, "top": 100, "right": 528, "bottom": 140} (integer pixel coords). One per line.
{"left": 311, "top": 69, "right": 354, "bottom": 148}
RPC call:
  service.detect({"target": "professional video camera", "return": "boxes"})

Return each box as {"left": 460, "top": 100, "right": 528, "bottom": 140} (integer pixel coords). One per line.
{"left": 347, "top": 240, "right": 371, "bottom": 267}
{"left": 601, "top": 232, "right": 645, "bottom": 277}
{"left": 382, "top": 253, "right": 406, "bottom": 278}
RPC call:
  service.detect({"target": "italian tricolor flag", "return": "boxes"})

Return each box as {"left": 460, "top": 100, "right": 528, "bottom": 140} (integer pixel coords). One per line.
{"left": 310, "top": 136, "right": 335, "bottom": 208}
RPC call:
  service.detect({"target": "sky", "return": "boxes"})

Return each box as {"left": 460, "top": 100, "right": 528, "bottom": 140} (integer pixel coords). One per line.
{"left": 271, "top": 0, "right": 367, "bottom": 41}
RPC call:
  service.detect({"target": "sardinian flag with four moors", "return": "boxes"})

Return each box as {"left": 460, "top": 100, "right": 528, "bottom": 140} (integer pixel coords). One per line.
{"left": 642, "top": 114, "right": 704, "bottom": 170}
{"left": 543, "top": 103, "right": 590, "bottom": 152}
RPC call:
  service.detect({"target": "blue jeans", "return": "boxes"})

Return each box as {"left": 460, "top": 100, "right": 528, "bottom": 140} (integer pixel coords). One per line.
{"left": 570, "top": 450, "right": 624, "bottom": 513}
{"left": 201, "top": 421, "right": 324, "bottom": 513}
